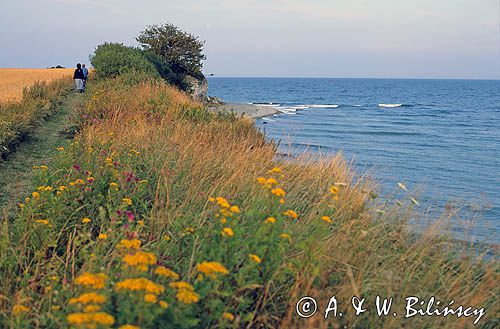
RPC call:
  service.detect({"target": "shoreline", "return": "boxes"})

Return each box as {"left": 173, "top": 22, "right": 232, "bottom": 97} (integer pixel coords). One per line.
{"left": 207, "top": 102, "right": 279, "bottom": 119}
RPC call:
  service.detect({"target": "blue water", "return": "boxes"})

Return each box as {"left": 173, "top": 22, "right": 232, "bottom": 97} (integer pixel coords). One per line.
{"left": 207, "top": 78, "right": 500, "bottom": 243}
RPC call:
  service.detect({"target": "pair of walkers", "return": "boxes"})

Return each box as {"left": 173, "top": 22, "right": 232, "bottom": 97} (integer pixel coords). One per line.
{"left": 73, "top": 63, "right": 89, "bottom": 93}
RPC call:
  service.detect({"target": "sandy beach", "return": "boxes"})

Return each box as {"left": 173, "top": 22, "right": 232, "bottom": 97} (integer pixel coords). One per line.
{"left": 207, "top": 102, "right": 279, "bottom": 119}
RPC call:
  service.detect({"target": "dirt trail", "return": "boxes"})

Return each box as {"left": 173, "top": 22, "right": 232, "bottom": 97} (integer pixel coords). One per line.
{"left": 0, "top": 93, "right": 82, "bottom": 215}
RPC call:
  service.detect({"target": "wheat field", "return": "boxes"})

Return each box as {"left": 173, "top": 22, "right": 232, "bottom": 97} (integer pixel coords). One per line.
{"left": 0, "top": 68, "right": 73, "bottom": 102}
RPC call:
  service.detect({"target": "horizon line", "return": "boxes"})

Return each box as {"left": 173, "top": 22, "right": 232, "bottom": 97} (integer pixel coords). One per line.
{"left": 206, "top": 75, "right": 500, "bottom": 81}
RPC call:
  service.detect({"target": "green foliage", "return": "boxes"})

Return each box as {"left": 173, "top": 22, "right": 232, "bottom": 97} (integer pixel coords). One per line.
{"left": 90, "top": 43, "right": 159, "bottom": 79}
{"left": 143, "top": 51, "right": 189, "bottom": 90}
{"left": 137, "top": 23, "right": 206, "bottom": 79}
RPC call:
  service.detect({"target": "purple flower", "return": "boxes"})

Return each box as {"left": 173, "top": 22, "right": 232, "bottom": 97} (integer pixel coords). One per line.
{"left": 73, "top": 164, "right": 81, "bottom": 171}
{"left": 126, "top": 211, "right": 135, "bottom": 221}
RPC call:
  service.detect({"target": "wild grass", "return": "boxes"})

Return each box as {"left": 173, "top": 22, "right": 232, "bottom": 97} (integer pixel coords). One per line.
{"left": 0, "top": 76, "right": 497, "bottom": 328}
{"left": 0, "top": 78, "right": 73, "bottom": 158}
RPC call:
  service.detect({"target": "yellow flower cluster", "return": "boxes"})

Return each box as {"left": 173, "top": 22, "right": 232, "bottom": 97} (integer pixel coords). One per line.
{"left": 169, "top": 281, "right": 200, "bottom": 304}
{"left": 257, "top": 168, "right": 286, "bottom": 203}
{"left": 74, "top": 272, "right": 107, "bottom": 290}
{"left": 69, "top": 292, "right": 106, "bottom": 305}
{"left": 208, "top": 196, "right": 240, "bottom": 218}
{"left": 222, "top": 312, "right": 235, "bottom": 321}
{"left": 283, "top": 209, "right": 298, "bottom": 219}
{"left": 155, "top": 266, "right": 179, "bottom": 280}
{"left": 37, "top": 185, "right": 53, "bottom": 191}
{"left": 196, "top": 261, "right": 229, "bottom": 279}
{"left": 115, "top": 278, "right": 165, "bottom": 295}
{"left": 117, "top": 239, "right": 141, "bottom": 250}
{"left": 122, "top": 251, "right": 157, "bottom": 272}
{"left": 221, "top": 227, "right": 234, "bottom": 237}
{"left": 66, "top": 312, "right": 115, "bottom": 328}
{"left": 12, "top": 304, "right": 29, "bottom": 315}
{"left": 70, "top": 179, "right": 85, "bottom": 186}
{"left": 119, "top": 325, "right": 141, "bottom": 329}
{"left": 122, "top": 198, "right": 133, "bottom": 206}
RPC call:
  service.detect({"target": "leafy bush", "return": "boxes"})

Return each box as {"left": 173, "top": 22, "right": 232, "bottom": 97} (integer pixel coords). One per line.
{"left": 90, "top": 43, "right": 159, "bottom": 79}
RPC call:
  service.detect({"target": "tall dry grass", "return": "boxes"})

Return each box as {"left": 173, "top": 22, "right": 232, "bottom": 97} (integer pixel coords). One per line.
{"left": 0, "top": 76, "right": 497, "bottom": 328}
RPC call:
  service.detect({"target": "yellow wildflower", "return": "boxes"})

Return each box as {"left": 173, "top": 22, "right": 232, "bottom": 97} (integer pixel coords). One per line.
{"left": 24, "top": 197, "right": 30, "bottom": 203}
{"left": 98, "top": 233, "right": 107, "bottom": 240}
{"left": 271, "top": 187, "right": 285, "bottom": 198}
{"left": 109, "top": 182, "right": 119, "bottom": 191}
{"left": 137, "top": 220, "right": 144, "bottom": 226}
{"left": 32, "top": 191, "right": 40, "bottom": 199}
{"left": 221, "top": 227, "right": 234, "bottom": 237}
{"left": 12, "top": 304, "right": 29, "bottom": 315}
{"left": 268, "top": 167, "right": 282, "bottom": 174}
{"left": 122, "top": 251, "right": 157, "bottom": 272}
{"left": 169, "top": 281, "right": 194, "bottom": 291}
{"left": 59, "top": 185, "right": 67, "bottom": 191}
{"left": 36, "top": 219, "right": 49, "bottom": 225}
{"left": 265, "top": 217, "right": 276, "bottom": 224}
{"left": 249, "top": 254, "right": 262, "bottom": 264}
{"left": 215, "top": 197, "right": 230, "bottom": 209}
{"left": 40, "top": 165, "right": 48, "bottom": 170}
{"left": 280, "top": 233, "right": 292, "bottom": 242}
{"left": 159, "top": 300, "right": 168, "bottom": 309}
{"left": 117, "top": 239, "right": 141, "bottom": 250}
{"left": 66, "top": 312, "right": 115, "bottom": 327}
{"left": 208, "top": 196, "right": 216, "bottom": 202}
{"left": 144, "top": 294, "right": 157, "bottom": 303}
{"left": 122, "top": 198, "right": 133, "bottom": 206}
{"left": 196, "top": 261, "right": 229, "bottom": 279}
{"left": 69, "top": 292, "right": 107, "bottom": 305}
{"left": 115, "top": 278, "right": 165, "bottom": 295}
{"left": 57, "top": 146, "right": 65, "bottom": 151}
{"left": 329, "top": 186, "right": 339, "bottom": 195}
{"left": 176, "top": 289, "right": 200, "bottom": 304}
{"left": 220, "top": 217, "right": 227, "bottom": 224}
{"left": 155, "top": 266, "right": 179, "bottom": 280}
{"left": 82, "top": 217, "right": 91, "bottom": 224}
{"left": 222, "top": 312, "right": 235, "bottom": 321}
{"left": 74, "top": 272, "right": 107, "bottom": 289}
{"left": 283, "top": 209, "right": 298, "bottom": 219}
{"left": 230, "top": 205, "right": 240, "bottom": 214}
{"left": 266, "top": 177, "right": 278, "bottom": 186}
{"left": 119, "top": 325, "right": 141, "bottom": 329}
{"left": 83, "top": 305, "right": 101, "bottom": 312}
{"left": 321, "top": 216, "right": 333, "bottom": 224}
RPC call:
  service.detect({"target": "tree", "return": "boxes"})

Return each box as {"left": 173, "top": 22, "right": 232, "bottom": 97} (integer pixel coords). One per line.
{"left": 137, "top": 23, "right": 206, "bottom": 79}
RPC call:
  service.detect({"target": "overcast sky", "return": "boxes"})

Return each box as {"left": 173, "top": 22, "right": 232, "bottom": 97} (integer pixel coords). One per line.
{"left": 1, "top": 0, "right": 499, "bottom": 78}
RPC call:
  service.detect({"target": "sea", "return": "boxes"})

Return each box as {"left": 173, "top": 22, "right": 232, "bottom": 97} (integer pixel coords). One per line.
{"left": 207, "top": 77, "right": 500, "bottom": 244}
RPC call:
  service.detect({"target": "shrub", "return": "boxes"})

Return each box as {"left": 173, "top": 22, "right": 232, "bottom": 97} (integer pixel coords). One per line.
{"left": 90, "top": 43, "right": 159, "bottom": 79}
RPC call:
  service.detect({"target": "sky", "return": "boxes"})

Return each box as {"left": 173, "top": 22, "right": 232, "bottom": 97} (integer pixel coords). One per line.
{"left": 1, "top": 0, "right": 499, "bottom": 79}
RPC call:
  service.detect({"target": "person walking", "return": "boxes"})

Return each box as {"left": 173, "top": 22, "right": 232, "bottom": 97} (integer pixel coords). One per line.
{"left": 73, "top": 63, "right": 85, "bottom": 93}
{"left": 82, "top": 64, "right": 89, "bottom": 91}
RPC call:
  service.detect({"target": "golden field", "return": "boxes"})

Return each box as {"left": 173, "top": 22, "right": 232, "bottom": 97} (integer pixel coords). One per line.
{"left": 0, "top": 68, "right": 73, "bottom": 102}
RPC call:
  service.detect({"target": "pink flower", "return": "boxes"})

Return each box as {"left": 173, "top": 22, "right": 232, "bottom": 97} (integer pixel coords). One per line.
{"left": 126, "top": 211, "right": 135, "bottom": 221}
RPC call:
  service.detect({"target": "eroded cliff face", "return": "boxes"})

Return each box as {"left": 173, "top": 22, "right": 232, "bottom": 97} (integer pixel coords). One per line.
{"left": 184, "top": 75, "right": 208, "bottom": 102}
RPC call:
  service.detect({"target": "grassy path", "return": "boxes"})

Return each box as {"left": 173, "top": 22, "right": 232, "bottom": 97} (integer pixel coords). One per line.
{"left": 0, "top": 93, "right": 81, "bottom": 215}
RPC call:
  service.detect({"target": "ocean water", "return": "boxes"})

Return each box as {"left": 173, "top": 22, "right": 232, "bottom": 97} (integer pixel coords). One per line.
{"left": 207, "top": 77, "right": 500, "bottom": 243}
